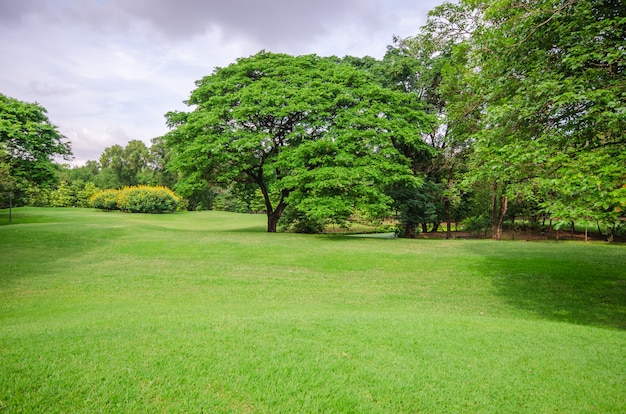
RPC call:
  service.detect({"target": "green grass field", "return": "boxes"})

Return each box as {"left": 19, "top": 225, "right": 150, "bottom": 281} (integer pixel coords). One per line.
{"left": 1, "top": 208, "right": 625, "bottom": 413}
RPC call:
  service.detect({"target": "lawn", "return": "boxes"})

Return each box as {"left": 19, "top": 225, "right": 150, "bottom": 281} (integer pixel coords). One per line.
{"left": 1, "top": 207, "right": 625, "bottom": 413}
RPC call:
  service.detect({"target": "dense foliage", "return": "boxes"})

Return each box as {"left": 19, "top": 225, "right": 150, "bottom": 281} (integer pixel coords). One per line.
{"left": 91, "top": 186, "right": 181, "bottom": 213}
{"left": 165, "top": 52, "right": 433, "bottom": 232}
{"left": 0, "top": 94, "right": 71, "bottom": 208}
{"left": 3, "top": 0, "right": 624, "bottom": 238}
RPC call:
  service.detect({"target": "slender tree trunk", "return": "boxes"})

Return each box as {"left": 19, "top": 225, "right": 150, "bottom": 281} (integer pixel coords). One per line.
{"left": 493, "top": 195, "right": 508, "bottom": 241}
{"left": 548, "top": 218, "right": 553, "bottom": 239}
{"left": 256, "top": 173, "right": 288, "bottom": 233}
{"left": 491, "top": 181, "right": 508, "bottom": 241}
{"left": 445, "top": 199, "right": 451, "bottom": 240}
{"left": 491, "top": 182, "right": 499, "bottom": 239}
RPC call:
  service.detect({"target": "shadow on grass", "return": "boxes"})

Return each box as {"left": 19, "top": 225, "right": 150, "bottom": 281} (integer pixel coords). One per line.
{"left": 463, "top": 242, "right": 626, "bottom": 330}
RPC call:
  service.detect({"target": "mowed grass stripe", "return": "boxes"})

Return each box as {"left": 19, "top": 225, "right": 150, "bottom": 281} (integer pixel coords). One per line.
{"left": 1, "top": 207, "right": 625, "bottom": 413}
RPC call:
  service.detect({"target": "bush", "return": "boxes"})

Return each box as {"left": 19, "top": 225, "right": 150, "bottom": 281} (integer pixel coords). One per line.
{"left": 116, "top": 186, "right": 181, "bottom": 214}
{"left": 90, "top": 189, "right": 120, "bottom": 211}
{"left": 49, "top": 181, "right": 75, "bottom": 207}
{"left": 76, "top": 182, "right": 100, "bottom": 208}
{"left": 463, "top": 214, "right": 491, "bottom": 236}
{"left": 280, "top": 206, "right": 325, "bottom": 234}
{"left": 90, "top": 186, "right": 181, "bottom": 213}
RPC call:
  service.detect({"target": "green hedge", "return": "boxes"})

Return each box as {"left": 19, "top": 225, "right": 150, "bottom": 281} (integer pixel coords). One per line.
{"left": 90, "top": 186, "right": 181, "bottom": 213}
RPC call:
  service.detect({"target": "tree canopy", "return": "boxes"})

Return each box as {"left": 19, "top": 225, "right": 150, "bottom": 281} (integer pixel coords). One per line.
{"left": 165, "top": 52, "right": 433, "bottom": 232}
{"left": 0, "top": 94, "right": 71, "bottom": 191}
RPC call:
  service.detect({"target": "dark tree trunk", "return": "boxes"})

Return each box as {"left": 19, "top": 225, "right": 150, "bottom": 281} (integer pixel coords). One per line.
{"left": 267, "top": 213, "right": 279, "bottom": 232}
{"left": 256, "top": 172, "right": 288, "bottom": 233}
{"left": 548, "top": 218, "right": 553, "bottom": 239}
{"left": 403, "top": 223, "right": 417, "bottom": 239}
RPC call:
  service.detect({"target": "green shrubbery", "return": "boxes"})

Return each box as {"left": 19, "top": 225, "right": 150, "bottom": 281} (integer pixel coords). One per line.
{"left": 90, "top": 189, "right": 120, "bottom": 211}
{"left": 90, "top": 186, "right": 181, "bottom": 213}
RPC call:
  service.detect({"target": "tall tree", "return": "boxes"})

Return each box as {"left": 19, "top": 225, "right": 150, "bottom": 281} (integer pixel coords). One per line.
{"left": 165, "top": 52, "right": 432, "bottom": 232}
{"left": 0, "top": 94, "right": 71, "bottom": 197}
{"left": 387, "top": 2, "right": 484, "bottom": 237}
{"left": 465, "top": 0, "right": 626, "bottom": 238}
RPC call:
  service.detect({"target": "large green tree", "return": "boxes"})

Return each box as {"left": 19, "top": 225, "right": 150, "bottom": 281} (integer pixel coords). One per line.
{"left": 387, "top": 3, "right": 484, "bottom": 238}
{"left": 405, "top": 0, "right": 625, "bottom": 239}
{"left": 165, "top": 52, "right": 433, "bottom": 232}
{"left": 465, "top": 0, "right": 626, "bottom": 238}
{"left": 0, "top": 94, "right": 71, "bottom": 202}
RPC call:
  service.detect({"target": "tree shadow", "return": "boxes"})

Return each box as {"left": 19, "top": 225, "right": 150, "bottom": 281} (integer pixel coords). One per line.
{"left": 463, "top": 242, "right": 626, "bottom": 330}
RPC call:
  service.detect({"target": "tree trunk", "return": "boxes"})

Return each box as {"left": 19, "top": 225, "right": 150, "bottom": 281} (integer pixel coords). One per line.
{"left": 490, "top": 182, "right": 508, "bottom": 240}
{"left": 491, "top": 182, "right": 499, "bottom": 238}
{"left": 548, "top": 218, "right": 553, "bottom": 239}
{"left": 403, "top": 223, "right": 417, "bottom": 239}
{"left": 445, "top": 199, "right": 451, "bottom": 239}
{"left": 265, "top": 199, "right": 287, "bottom": 233}
{"left": 257, "top": 176, "right": 288, "bottom": 233}
{"left": 492, "top": 195, "right": 508, "bottom": 241}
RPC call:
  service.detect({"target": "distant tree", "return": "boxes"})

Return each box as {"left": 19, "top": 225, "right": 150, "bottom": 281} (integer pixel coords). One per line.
{"left": 165, "top": 52, "right": 433, "bottom": 232}
{"left": 67, "top": 160, "right": 99, "bottom": 183}
{"left": 99, "top": 140, "right": 150, "bottom": 188}
{"left": 147, "top": 136, "right": 178, "bottom": 188}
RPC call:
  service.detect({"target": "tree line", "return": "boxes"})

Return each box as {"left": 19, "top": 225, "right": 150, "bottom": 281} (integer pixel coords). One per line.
{"left": 2, "top": 0, "right": 624, "bottom": 239}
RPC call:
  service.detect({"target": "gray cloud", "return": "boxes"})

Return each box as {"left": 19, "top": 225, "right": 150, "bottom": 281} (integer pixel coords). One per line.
{"left": 114, "top": 0, "right": 382, "bottom": 44}
{"left": 0, "top": 0, "right": 444, "bottom": 165}
{"left": 2, "top": 0, "right": 387, "bottom": 47}
{"left": 28, "top": 81, "right": 76, "bottom": 97}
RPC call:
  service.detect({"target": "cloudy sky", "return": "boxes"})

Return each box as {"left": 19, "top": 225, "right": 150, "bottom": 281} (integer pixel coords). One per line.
{"left": 1, "top": 0, "right": 444, "bottom": 165}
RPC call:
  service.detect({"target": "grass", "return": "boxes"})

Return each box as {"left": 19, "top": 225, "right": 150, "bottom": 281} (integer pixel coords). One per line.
{"left": 1, "top": 207, "right": 625, "bottom": 413}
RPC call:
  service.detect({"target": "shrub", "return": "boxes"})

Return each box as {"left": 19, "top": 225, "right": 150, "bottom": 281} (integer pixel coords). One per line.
{"left": 49, "top": 181, "right": 75, "bottom": 207}
{"left": 90, "top": 189, "right": 120, "bottom": 211}
{"left": 116, "top": 186, "right": 180, "bottom": 214}
{"left": 76, "top": 182, "right": 100, "bottom": 208}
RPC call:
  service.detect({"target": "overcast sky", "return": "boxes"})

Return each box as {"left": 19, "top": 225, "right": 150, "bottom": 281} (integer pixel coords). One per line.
{"left": 1, "top": 0, "right": 444, "bottom": 165}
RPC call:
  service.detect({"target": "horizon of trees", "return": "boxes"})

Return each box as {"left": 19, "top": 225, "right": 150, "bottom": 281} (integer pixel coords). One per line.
{"left": 2, "top": 0, "right": 624, "bottom": 239}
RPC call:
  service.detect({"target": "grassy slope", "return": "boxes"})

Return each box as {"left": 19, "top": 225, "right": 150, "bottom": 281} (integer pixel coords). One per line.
{"left": 0, "top": 208, "right": 625, "bottom": 413}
